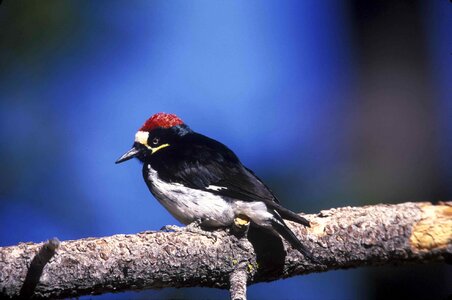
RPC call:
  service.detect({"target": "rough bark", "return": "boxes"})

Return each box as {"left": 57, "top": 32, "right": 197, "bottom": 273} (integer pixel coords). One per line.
{"left": 0, "top": 201, "right": 451, "bottom": 299}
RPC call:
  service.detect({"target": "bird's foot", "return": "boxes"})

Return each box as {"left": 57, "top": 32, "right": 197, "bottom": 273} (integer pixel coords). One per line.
{"left": 160, "top": 220, "right": 217, "bottom": 240}
{"left": 160, "top": 224, "right": 184, "bottom": 232}
{"left": 184, "top": 219, "right": 218, "bottom": 240}
{"left": 184, "top": 219, "right": 203, "bottom": 231}
{"left": 178, "top": 219, "right": 225, "bottom": 242}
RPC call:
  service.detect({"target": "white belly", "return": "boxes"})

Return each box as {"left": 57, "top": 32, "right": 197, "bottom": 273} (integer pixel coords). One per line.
{"left": 145, "top": 165, "right": 235, "bottom": 227}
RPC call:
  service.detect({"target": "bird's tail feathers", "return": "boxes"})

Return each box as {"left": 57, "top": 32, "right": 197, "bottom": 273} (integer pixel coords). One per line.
{"left": 266, "top": 202, "right": 311, "bottom": 227}
{"left": 270, "top": 217, "right": 318, "bottom": 263}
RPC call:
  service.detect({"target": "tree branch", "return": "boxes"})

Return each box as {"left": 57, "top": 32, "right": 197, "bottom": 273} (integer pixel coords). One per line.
{"left": 1, "top": 202, "right": 451, "bottom": 299}
{"left": 228, "top": 265, "right": 248, "bottom": 300}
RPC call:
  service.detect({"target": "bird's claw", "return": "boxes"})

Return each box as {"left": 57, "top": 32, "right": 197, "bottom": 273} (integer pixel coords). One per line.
{"left": 160, "top": 220, "right": 216, "bottom": 240}
{"left": 160, "top": 219, "right": 203, "bottom": 232}
{"left": 185, "top": 219, "right": 203, "bottom": 231}
{"left": 183, "top": 219, "right": 218, "bottom": 241}
{"left": 160, "top": 224, "right": 184, "bottom": 232}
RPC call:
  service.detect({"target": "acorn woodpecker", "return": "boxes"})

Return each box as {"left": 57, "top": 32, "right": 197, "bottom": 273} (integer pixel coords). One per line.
{"left": 116, "top": 113, "right": 315, "bottom": 261}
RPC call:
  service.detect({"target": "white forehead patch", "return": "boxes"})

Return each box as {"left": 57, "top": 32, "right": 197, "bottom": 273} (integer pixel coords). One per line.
{"left": 135, "top": 131, "right": 149, "bottom": 146}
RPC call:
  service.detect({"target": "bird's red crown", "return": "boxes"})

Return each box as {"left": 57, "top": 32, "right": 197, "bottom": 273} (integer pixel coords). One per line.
{"left": 139, "top": 112, "right": 184, "bottom": 132}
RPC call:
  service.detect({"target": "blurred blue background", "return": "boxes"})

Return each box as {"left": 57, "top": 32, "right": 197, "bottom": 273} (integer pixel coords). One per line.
{"left": 0, "top": 1, "right": 451, "bottom": 299}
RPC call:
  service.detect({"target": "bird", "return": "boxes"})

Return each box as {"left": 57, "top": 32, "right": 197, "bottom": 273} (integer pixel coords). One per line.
{"left": 116, "top": 112, "right": 316, "bottom": 261}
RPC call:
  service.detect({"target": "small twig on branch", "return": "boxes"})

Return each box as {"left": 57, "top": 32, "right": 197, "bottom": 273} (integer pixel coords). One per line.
{"left": 229, "top": 265, "right": 248, "bottom": 300}
{"left": 0, "top": 201, "right": 451, "bottom": 299}
{"left": 18, "top": 238, "right": 60, "bottom": 298}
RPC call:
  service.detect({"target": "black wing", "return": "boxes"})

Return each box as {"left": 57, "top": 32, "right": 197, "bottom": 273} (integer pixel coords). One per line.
{"left": 153, "top": 133, "right": 277, "bottom": 201}
{"left": 152, "top": 133, "right": 310, "bottom": 226}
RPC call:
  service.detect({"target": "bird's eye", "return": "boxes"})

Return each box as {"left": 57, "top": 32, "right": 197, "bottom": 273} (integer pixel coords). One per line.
{"left": 152, "top": 137, "right": 160, "bottom": 145}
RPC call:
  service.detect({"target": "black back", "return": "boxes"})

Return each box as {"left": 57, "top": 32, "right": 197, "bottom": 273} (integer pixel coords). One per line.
{"left": 146, "top": 132, "right": 280, "bottom": 205}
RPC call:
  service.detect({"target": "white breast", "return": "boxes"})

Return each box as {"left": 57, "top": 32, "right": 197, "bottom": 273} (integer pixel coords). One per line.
{"left": 146, "top": 165, "right": 235, "bottom": 227}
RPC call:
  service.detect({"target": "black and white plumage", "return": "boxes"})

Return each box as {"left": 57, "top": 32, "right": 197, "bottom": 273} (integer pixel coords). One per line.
{"left": 116, "top": 113, "right": 315, "bottom": 261}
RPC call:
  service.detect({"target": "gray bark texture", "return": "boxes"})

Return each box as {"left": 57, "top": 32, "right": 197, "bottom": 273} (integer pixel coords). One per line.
{"left": 1, "top": 201, "right": 451, "bottom": 299}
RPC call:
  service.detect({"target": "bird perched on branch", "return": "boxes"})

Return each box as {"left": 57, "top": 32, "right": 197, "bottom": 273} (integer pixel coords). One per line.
{"left": 116, "top": 112, "right": 316, "bottom": 261}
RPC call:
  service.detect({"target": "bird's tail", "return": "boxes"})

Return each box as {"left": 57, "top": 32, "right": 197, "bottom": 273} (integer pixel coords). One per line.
{"left": 266, "top": 202, "right": 311, "bottom": 227}
{"left": 270, "top": 217, "right": 318, "bottom": 263}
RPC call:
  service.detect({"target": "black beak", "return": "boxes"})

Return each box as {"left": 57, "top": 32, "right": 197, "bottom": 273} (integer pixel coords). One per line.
{"left": 115, "top": 146, "right": 140, "bottom": 164}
